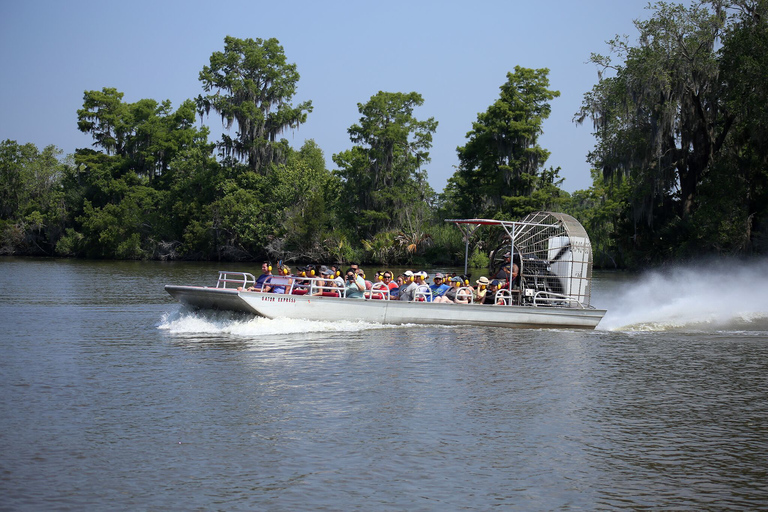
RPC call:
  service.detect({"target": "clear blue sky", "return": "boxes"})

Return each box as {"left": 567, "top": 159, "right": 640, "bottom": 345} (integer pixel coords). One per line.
{"left": 0, "top": 0, "right": 655, "bottom": 193}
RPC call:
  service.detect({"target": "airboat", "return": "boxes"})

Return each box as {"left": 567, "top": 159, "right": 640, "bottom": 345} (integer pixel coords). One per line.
{"left": 165, "top": 211, "right": 606, "bottom": 329}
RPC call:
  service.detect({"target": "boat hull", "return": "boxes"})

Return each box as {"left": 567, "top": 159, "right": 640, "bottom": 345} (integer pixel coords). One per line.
{"left": 165, "top": 285, "right": 605, "bottom": 329}
{"left": 164, "top": 285, "right": 259, "bottom": 315}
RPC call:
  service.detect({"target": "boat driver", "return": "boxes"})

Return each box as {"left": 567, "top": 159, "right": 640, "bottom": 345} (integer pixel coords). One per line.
{"left": 495, "top": 251, "right": 520, "bottom": 287}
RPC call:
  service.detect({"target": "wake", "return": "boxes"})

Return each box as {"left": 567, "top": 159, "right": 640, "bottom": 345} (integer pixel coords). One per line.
{"left": 157, "top": 307, "right": 402, "bottom": 337}
{"left": 595, "top": 259, "right": 768, "bottom": 332}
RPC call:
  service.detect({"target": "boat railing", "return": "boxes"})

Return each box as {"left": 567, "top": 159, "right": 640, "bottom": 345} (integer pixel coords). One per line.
{"left": 262, "top": 275, "right": 294, "bottom": 293}
{"left": 284, "top": 276, "right": 345, "bottom": 297}
{"left": 414, "top": 285, "right": 432, "bottom": 302}
{"left": 455, "top": 286, "right": 474, "bottom": 304}
{"left": 310, "top": 278, "right": 345, "bottom": 298}
{"left": 495, "top": 289, "right": 513, "bottom": 305}
{"left": 365, "top": 282, "right": 390, "bottom": 300}
{"left": 533, "top": 291, "right": 585, "bottom": 308}
{"left": 217, "top": 271, "right": 256, "bottom": 289}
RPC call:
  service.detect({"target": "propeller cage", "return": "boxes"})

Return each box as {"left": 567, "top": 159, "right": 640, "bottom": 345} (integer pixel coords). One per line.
{"left": 513, "top": 211, "right": 594, "bottom": 308}
{"left": 448, "top": 212, "right": 595, "bottom": 308}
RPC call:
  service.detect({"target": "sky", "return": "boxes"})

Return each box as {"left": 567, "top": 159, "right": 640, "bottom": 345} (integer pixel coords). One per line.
{"left": 0, "top": 0, "right": 656, "bottom": 194}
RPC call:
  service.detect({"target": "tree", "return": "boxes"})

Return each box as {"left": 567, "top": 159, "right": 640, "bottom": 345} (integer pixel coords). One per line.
{"left": 77, "top": 88, "right": 130, "bottom": 156}
{"left": 78, "top": 89, "right": 204, "bottom": 184}
{"left": 449, "top": 66, "right": 561, "bottom": 218}
{"left": 712, "top": 0, "right": 768, "bottom": 252}
{"left": 577, "top": 2, "right": 730, "bottom": 227}
{"left": 574, "top": 1, "right": 768, "bottom": 262}
{"left": 73, "top": 88, "right": 213, "bottom": 259}
{"left": 267, "top": 141, "right": 338, "bottom": 261}
{"left": 197, "top": 36, "right": 313, "bottom": 174}
{"left": 564, "top": 169, "right": 630, "bottom": 268}
{"left": 0, "top": 140, "right": 68, "bottom": 255}
{"left": 333, "top": 91, "right": 437, "bottom": 240}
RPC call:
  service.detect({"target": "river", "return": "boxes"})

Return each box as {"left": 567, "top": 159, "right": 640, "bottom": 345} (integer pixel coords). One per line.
{"left": 1, "top": 257, "right": 767, "bottom": 510}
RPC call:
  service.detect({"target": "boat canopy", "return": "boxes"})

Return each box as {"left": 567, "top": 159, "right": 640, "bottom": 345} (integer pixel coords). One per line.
{"left": 447, "top": 212, "right": 595, "bottom": 308}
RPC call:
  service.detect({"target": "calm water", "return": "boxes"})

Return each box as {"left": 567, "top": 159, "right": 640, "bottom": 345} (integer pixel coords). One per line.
{"left": 1, "top": 258, "right": 768, "bottom": 510}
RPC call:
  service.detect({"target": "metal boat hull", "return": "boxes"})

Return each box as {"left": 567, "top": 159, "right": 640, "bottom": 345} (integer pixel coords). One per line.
{"left": 165, "top": 285, "right": 605, "bottom": 329}
{"left": 165, "top": 285, "right": 258, "bottom": 315}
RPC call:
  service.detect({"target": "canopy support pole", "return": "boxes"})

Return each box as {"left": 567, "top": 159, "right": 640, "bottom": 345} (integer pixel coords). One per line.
{"left": 454, "top": 223, "right": 482, "bottom": 276}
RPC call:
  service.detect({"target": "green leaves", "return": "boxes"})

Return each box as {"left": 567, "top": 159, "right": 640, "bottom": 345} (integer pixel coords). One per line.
{"left": 77, "top": 89, "right": 207, "bottom": 185}
{"left": 197, "top": 36, "right": 313, "bottom": 173}
{"left": 570, "top": 0, "right": 768, "bottom": 264}
{"left": 450, "top": 67, "right": 561, "bottom": 219}
{"left": 333, "top": 91, "right": 437, "bottom": 241}
{"left": 0, "top": 140, "right": 68, "bottom": 255}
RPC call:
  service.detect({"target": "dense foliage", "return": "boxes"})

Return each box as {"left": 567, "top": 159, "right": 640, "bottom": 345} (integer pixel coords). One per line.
{"left": 574, "top": 0, "right": 768, "bottom": 266}
{"left": 444, "top": 66, "right": 565, "bottom": 220}
{"left": 197, "top": 36, "right": 313, "bottom": 173}
{"left": 2, "top": 6, "right": 767, "bottom": 268}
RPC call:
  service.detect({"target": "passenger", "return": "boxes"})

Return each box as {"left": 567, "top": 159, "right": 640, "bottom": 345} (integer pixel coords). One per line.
{"left": 344, "top": 268, "right": 366, "bottom": 298}
{"left": 474, "top": 276, "right": 490, "bottom": 304}
{"left": 332, "top": 267, "right": 345, "bottom": 288}
{"left": 413, "top": 271, "right": 431, "bottom": 301}
{"left": 399, "top": 270, "right": 419, "bottom": 301}
{"left": 455, "top": 276, "right": 472, "bottom": 304}
{"left": 268, "top": 264, "right": 291, "bottom": 294}
{"left": 433, "top": 277, "right": 464, "bottom": 303}
{"left": 379, "top": 271, "right": 398, "bottom": 298}
{"left": 239, "top": 261, "right": 272, "bottom": 291}
{"left": 432, "top": 282, "right": 451, "bottom": 303}
{"left": 435, "top": 277, "right": 455, "bottom": 303}
{"left": 291, "top": 266, "right": 311, "bottom": 295}
{"left": 482, "top": 280, "right": 504, "bottom": 305}
{"left": 510, "top": 261, "right": 520, "bottom": 289}
{"left": 429, "top": 273, "right": 450, "bottom": 300}
{"left": 313, "top": 267, "right": 341, "bottom": 297}
{"left": 358, "top": 268, "right": 373, "bottom": 293}
{"left": 368, "top": 271, "right": 388, "bottom": 300}
{"left": 389, "top": 274, "right": 405, "bottom": 300}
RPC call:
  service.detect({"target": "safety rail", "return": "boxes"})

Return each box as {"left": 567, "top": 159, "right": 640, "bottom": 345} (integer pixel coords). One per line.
{"left": 231, "top": 271, "right": 587, "bottom": 308}
{"left": 262, "top": 276, "right": 346, "bottom": 297}
{"left": 217, "top": 271, "right": 256, "bottom": 289}
{"left": 455, "top": 286, "right": 474, "bottom": 304}
{"left": 495, "top": 289, "right": 512, "bottom": 305}
{"left": 365, "top": 282, "right": 390, "bottom": 300}
{"left": 533, "top": 291, "right": 586, "bottom": 308}
{"left": 413, "top": 285, "right": 432, "bottom": 302}
{"left": 308, "top": 278, "right": 345, "bottom": 298}
{"left": 260, "top": 275, "right": 294, "bottom": 293}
